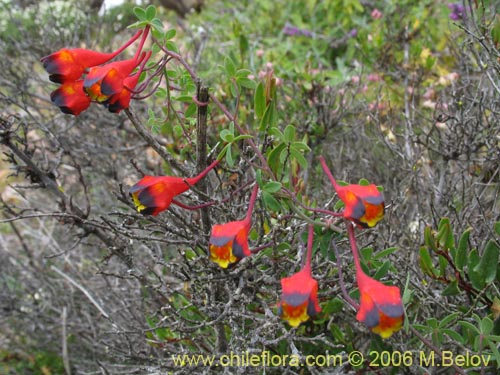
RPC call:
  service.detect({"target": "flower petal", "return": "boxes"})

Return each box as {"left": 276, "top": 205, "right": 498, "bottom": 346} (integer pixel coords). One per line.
{"left": 50, "top": 80, "right": 91, "bottom": 116}
{"left": 129, "top": 176, "right": 174, "bottom": 216}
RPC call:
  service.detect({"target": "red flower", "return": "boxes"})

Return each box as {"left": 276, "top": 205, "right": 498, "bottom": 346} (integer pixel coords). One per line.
{"left": 209, "top": 184, "right": 258, "bottom": 268}
{"left": 104, "top": 51, "right": 152, "bottom": 113}
{"left": 50, "top": 80, "right": 91, "bottom": 116}
{"left": 40, "top": 30, "right": 142, "bottom": 84}
{"left": 320, "top": 156, "right": 384, "bottom": 228}
{"left": 279, "top": 267, "right": 321, "bottom": 327}
{"left": 355, "top": 269, "right": 404, "bottom": 338}
{"left": 129, "top": 160, "right": 219, "bottom": 216}
{"left": 346, "top": 221, "right": 403, "bottom": 338}
{"left": 83, "top": 56, "right": 142, "bottom": 102}
{"left": 209, "top": 220, "right": 252, "bottom": 268}
{"left": 279, "top": 225, "right": 321, "bottom": 327}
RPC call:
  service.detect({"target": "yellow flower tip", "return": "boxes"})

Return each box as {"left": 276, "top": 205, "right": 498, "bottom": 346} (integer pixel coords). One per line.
{"left": 131, "top": 192, "right": 147, "bottom": 213}
{"left": 361, "top": 202, "right": 385, "bottom": 227}
{"left": 209, "top": 242, "right": 238, "bottom": 269}
{"left": 280, "top": 301, "right": 310, "bottom": 328}
{"left": 371, "top": 314, "right": 403, "bottom": 339}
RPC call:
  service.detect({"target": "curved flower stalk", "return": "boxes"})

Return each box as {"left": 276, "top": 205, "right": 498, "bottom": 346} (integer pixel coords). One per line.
{"left": 347, "top": 221, "right": 404, "bottom": 338}
{"left": 278, "top": 224, "right": 321, "bottom": 327}
{"left": 209, "top": 184, "right": 259, "bottom": 268}
{"left": 320, "top": 156, "right": 385, "bottom": 228}
{"left": 40, "top": 29, "right": 143, "bottom": 83}
{"left": 129, "top": 159, "right": 219, "bottom": 216}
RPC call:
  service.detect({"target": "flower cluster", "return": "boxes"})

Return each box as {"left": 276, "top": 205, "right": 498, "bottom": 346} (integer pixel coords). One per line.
{"left": 320, "top": 156, "right": 403, "bottom": 338}
{"left": 41, "top": 17, "right": 403, "bottom": 340}
{"left": 40, "top": 27, "right": 151, "bottom": 115}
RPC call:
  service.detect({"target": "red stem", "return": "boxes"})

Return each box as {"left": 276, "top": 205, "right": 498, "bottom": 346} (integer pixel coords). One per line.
{"left": 245, "top": 184, "right": 259, "bottom": 223}
{"left": 133, "top": 25, "right": 150, "bottom": 61}
{"left": 186, "top": 159, "right": 219, "bottom": 185}
{"left": 347, "top": 220, "right": 362, "bottom": 273}
{"left": 110, "top": 29, "right": 143, "bottom": 58}
{"left": 303, "top": 224, "right": 315, "bottom": 273}
{"left": 171, "top": 199, "right": 217, "bottom": 210}
{"left": 319, "top": 156, "right": 340, "bottom": 191}
{"left": 331, "top": 238, "right": 359, "bottom": 310}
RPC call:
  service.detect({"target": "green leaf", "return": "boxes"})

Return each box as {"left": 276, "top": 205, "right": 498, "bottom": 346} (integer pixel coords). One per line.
{"left": 268, "top": 143, "right": 287, "bottom": 175}
{"left": 263, "top": 181, "right": 282, "bottom": 193}
{"left": 133, "top": 6, "right": 146, "bottom": 21}
{"left": 220, "top": 131, "right": 233, "bottom": 143}
{"left": 458, "top": 320, "right": 481, "bottom": 335}
{"left": 225, "top": 145, "right": 234, "bottom": 167}
{"left": 402, "top": 273, "right": 413, "bottom": 305}
{"left": 235, "top": 69, "right": 252, "bottom": 78}
{"left": 259, "top": 100, "right": 277, "bottom": 131}
{"left": 217, "top": 143, "right": 231, "bottom": 162}
{"left": 291, "top": 141, "right": 311, "bottom": 152}
{"left": 254, "top": 82, "right": 265, "bottom": 120}
{"left": 165, "top": 29, "right": 176, "bottom": 40}
{"left": 488, "top": 340, "right": 500, "bottom": 369}
{"left": 224, "top": 56, "right": 237, "bottom": 77}
{"left": 322, "top": 298, "right": 344, "bottom": 314}
{"left": 424, "top": 226, "right": 438, "bottom": 252}
{"left": 474, "top": 240, "right": 499, "bottom": 284}
{"left": 127, "top": 20, "right": 149, "bottom": 29}
{"left": 480, "top": 317, "right": 494, "bottom": 334}
{"left": 373, "top": 247, "right": 398, "bottom": 260}
{"left": 145, "top": 5, "right": 157, "bottom": 20}
{"left": 239, "top": 34, "right": 249, "bottom": 57}
{"left": 455, "top": 227, "right": 471, "bottom": 272}
{"left": 166, "top": 40, "right": 179, "bottom": 53}
{"left": 358, "top": 178, "right": 370, "bottom": 186}
{"left": 468, "top": 248, "right": 486, "bottom": 290}
{"left": 372, "top": 260, "right": 390, "bottom": 280}
{"left": 441, "top": 329, "right": 464, "bottom": 344}
{"left": 262, "top": 191, "right": 281, "bottom": 212}
{"left": 283, "top": 125, "right": 296, "bottom": 143}
{"left": 290, "top": 147, "right": 308, "bottom": 168}
{"left": 494, "top": 221, "right": 500, "bottom": 237}
{"left": 237, "top": 77, "right": 256, "bottom": 89}
{"left": 437, "top": 217, "right": 454, "bottom": 250}
{"left": 184, "top": 103, "right": 196, "bottom": 118}
{"left": 419, "top": 246, "right": 437, "bottom": 277}
{"left": 232, "top": 134, "right": 253, "bottom": 142}
{"left": 255, "top": 169, "right": 263, "bottom": 187}
{"left": 442, "top": 279, "right": 460, "bottom": 296}
{"left": 151, "top": 18, "right": 164, "bottom": 33}
{"left": 439, "top": 312, "right": 460, "bottom": 328}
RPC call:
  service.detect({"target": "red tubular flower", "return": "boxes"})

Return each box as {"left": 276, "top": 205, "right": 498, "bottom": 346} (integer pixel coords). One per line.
{"left": 129, "top": 160, "right": 219, "bottom": 216}
{"left": 50, "top": 80, "right": 91, "bottom": 115}
{"left": 209, "top": 220, "right": 252, "bottom": 268}
{"left": 83, "top": 56, "right": 142, "bottom": 102}
{"left": 347, "top": 222, "right": 403, "bottom": 338}
{"left": 40, "top": 30, "right": 142, "bottom": 83}
{"left": 279, "top": 225, "right": 321, "bottom": 327}
{"left": 84, "top": 27, "right": 150, "bottom": 101}
{"left": 209, "top": 184, "right": 258, "bottom": 268}
{"left": 355, "top": 270, "right": 404, "bottom": 339}
{"left": 320, "top": 156, "right": 385, "bottom": 228}
{"left": 104, "top": 51, "right": 152, "bottom": 113}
